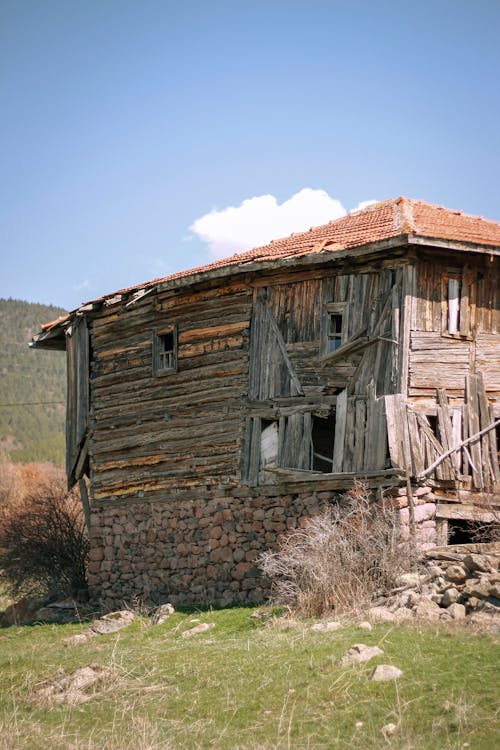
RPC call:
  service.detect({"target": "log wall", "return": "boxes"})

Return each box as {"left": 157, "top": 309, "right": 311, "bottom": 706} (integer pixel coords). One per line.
{"left": 89, "top": 281, "right": 253, "bottom": 501}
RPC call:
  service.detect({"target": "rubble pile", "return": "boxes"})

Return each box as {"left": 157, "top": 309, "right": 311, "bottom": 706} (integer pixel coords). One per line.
{"left": 371, "top": 542, "right": 500, "bottom": 628}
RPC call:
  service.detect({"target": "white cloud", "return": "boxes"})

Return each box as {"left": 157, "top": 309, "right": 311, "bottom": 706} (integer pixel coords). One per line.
{"left": 190, "top": 188, "right": 348, "bottom": 258}
{"left": 351, "top": 199, "right": 378, "bottom": 213}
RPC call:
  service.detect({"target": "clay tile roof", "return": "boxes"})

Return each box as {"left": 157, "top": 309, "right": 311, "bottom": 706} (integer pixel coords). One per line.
{"left": 40, "top": 197, "right": 500, "bottom": 333}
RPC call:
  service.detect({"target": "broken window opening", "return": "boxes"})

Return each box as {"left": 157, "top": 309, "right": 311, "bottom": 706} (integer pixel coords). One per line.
{"left": 427, "top": 414, "right": 439, "bottom": 439}
{"left": 153, "top": 326, "right": 178, "bottom": 374}
{"left": 327, "top": 313, "right": 344, "bottom": 353}
{"left": 311, "top": 414, "right": 336, "bottom": 472}
{"left": 441, "top": 269, "right": 475, "bottom": 339}
{"left": 322, "top": 301, "right": 348, "bottom": 356}
{"left": 260, "top": 419, "right": 279, "bottom": 469}
{"left": 447, "top": 276, "right": 461, "bottom": 334}
{"left": 447, "top": 518, "right": 497, "bottom": 544}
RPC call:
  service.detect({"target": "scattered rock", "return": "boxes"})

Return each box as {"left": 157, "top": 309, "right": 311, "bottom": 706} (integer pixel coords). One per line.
{"left": 366, "top": 606, "right": 396, "bottom": 622}
{"left": 309, "top": 620, "right": 342, "bottom": 632}
{"left": 463, "top": 554, "right": 494, "bottom": 574}
{"left": 151, "top": 603, "right": 175, "bottom": 625}
{"left": 393, "top": 607, "right": 414, "bottom": 622}
{"left": 462, "top": 580, "right": 491, "bottom": 599}
{"left": 441, "top": 587, "right": 459, "bottom": 607}
{"left": 357, "top": 621, "right": 373, "bottom": 631}
{"left": 250, "top": 609, "right": 268, "bottom": 619}
{"left": 445, "top": 564, "right": 468, "bottom": 584}
{"left": 181, "top": 622, "right": 215, "bottom": 638}
{"left": 447, "top": 602, "right": 466, "bottom": 620}
{"left": 37, "top": 665, "right": 114, "bottom": 705}
{"left": 396, "top": 572, "right": 426, "bottom": 588}
{"left": 370, "top": 664, "right": 403, "bottom": 681}
{"left": 381, "top": 722, "right": 399, "bottom": 736}
{"left": 90, "top": 610, "right": 135, "bottom": 635}
{"left": 340, "top": 644, "right": 384, "bottom": 666}
{"left": 414, "top": 597, "right": 441, "bottom": 621}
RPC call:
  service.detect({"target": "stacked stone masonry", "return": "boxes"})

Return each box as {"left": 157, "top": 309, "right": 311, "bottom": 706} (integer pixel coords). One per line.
{"left": 88, "top": 485, "right": 439, "bottom": 610}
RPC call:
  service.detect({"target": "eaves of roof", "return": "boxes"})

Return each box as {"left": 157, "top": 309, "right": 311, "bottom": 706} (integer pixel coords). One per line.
{"left": 31, "top": 197, "right": 500, "bottom": 346}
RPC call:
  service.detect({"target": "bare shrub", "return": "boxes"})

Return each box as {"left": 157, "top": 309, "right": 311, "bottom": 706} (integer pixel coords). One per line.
{"left": 259, "top": 483, "right": 410, "bottom": 617}
{"left": 0, "top": 475, "right": 89, "bottom": 599}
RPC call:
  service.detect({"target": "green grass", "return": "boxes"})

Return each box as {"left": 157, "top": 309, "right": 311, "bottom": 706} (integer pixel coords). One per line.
{"left": 0, "top": 607, "right": 498, "bottom": 749}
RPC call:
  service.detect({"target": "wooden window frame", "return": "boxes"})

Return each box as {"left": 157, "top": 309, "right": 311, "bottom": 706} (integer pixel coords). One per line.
{"left": 153, "top": 324, "right": 178, "bottom": 375}
{"left": 441, "top": 268, "right": 476, "bottom": 340}
{"left": 321, "top": 302, "right": 348, "bottom": 356}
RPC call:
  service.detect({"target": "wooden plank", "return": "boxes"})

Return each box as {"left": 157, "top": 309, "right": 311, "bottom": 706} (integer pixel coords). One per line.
{"left": 488, "top": 403, "right": 500, "bottom": 482}
{"left": 435, "top": 503, "right": 497, "bottom": 523}
{"left": 261, "top": 301, "right": 304, "bottom": 396}
{"left": 353, "top": 398, "right": 366, "bottom": 472}
{"left": 385, "top": 394, "right": 403, "bottom": 469}
{"left": 332, "top": 389, "right": 347, "bottom": 473}
{"left": 407, "top": 410, "right": 424, "bottom": 476}
{"left": 373, "top": 396, "right": 388, "bottom": 469}
{"left": 466, "top": 374, "right": 484, "bottom": 489}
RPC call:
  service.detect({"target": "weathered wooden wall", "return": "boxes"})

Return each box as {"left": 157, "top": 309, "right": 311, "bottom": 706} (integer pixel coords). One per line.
{"left": 410, "top": 254, "right": 500, "bottom": 400}
{"left": 89, "top": 281, "right": 252, "bottom": 501}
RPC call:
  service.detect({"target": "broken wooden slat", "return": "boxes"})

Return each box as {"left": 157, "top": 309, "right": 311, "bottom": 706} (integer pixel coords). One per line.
{"left": 332, "top": 389, "right": 347, "bottom": 473}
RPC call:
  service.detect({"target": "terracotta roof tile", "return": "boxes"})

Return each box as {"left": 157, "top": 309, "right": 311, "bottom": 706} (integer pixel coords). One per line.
{"left": 41, "top": 197, "right": 500, "bottom": 332}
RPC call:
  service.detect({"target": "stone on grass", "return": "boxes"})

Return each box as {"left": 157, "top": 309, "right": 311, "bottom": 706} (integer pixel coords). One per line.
{"left": 381, "top": 722, "right": 399, "bottom": 736}
{"left": 38, "top": 665, "right": 113, "bottom": 705}
{"left": 181, "top": 622, "right": 215, "bottom": 638}
{"left": 341, "top": 644, "right": 384, "bottom": 666}
{"left": 366, "top": 606, "right": 396, "bottom": 622}
{"left": 357, "top": 621, "right": 373, "bottom": 632}
{"left": 370, "top": 664, "right": 403, "bottom": 681}
{"left": 90, "top": 610, "right": 135, "bottom": 635}
{"left": 309, "top": 620, "right": 342, "bottom": 632}
{"left": 151, "top": 603, "right": 175, "bottom": 625}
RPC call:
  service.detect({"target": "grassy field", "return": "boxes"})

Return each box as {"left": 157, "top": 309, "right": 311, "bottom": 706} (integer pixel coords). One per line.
{"left": 0, "top": 607, "right": 498, "bottom": 750}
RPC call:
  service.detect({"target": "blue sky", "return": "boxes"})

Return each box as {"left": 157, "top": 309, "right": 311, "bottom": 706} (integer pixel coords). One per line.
{"left": 1, "top": 0, "right": 500, "bottom": 311}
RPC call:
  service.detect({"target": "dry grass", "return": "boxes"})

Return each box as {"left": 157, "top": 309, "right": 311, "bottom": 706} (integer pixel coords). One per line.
{"left": 0, "top": 476, "right": 88, "bottom": 599}
{"left": 259, "top": 483, "right": 410, "bottom": 617}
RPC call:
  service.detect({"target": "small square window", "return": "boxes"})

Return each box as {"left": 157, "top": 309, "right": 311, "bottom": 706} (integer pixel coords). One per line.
{"left": 153, "top": 326, "right": 177, "bottom": 374}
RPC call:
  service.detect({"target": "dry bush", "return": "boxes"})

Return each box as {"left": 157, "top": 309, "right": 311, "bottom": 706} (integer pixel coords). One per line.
{"left": 259, "top": 483, "right": 410, "bottom": 617}
{"left": 0, "top": 474, "right": 89, "bottom": 599}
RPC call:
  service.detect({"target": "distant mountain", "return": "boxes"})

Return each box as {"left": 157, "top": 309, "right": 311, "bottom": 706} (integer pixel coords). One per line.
{"left": 0, "top": 298, "right": 67, "bottom": 464}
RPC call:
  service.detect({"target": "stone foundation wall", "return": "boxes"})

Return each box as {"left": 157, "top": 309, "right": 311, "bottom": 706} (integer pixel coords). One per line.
{"left": 388, "top": 485, "right": 438, "bottom": 549}
{"left": 88, "top": 485, "right": 439, "bottom": 610}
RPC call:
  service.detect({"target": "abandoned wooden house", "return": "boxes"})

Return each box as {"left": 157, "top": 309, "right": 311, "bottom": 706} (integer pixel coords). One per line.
{"left": 32, "top": 197, "right": 500, "bottom": 607}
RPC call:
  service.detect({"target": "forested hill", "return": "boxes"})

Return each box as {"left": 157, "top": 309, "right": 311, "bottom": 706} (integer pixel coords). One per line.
{"left": 0, "top": 298, "right": 67, "bottom": 464}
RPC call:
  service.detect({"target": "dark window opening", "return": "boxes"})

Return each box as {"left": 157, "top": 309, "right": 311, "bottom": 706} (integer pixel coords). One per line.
{"left": 448, "top": 518, "right": 498, "bottom": 544}
{"left": 312, "top": 415, "right": 336, "bottom": 472}
{"left": 153, "top": 327, "right": 177, "bottom": 374}
{"left": 158, "top": 332, "right": 174, "bottom": 370}
{"left": 427, "top": 414, "right": 438, "bottom": 439}
{"left": 327, "top": 313, "right": 343, "bottom": 353}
